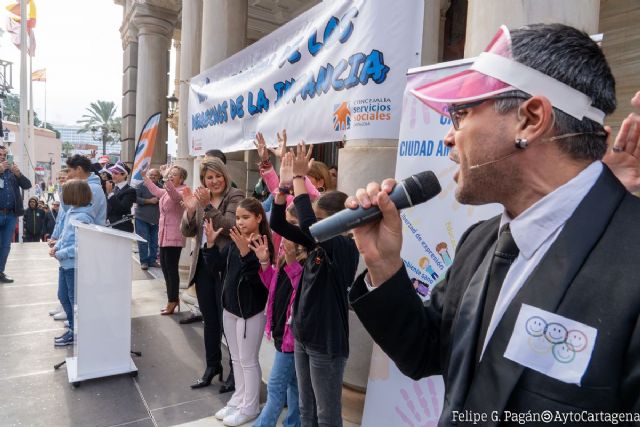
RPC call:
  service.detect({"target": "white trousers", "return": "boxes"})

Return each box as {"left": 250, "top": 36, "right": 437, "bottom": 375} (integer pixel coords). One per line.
{"left": 223, "top": 309, "right": 266, "bottom": 416}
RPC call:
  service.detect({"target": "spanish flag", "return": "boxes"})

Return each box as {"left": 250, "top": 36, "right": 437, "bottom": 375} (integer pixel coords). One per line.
{"left": 31, "top": 68, "right": 45, "bottom": 81}
{"left": 5, "top": 0, "right": 37, "bottom": 56}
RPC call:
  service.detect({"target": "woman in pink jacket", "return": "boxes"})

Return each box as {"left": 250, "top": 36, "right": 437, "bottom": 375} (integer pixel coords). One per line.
{"left": 144, "top": 165, "right": 188, "bottom": 315}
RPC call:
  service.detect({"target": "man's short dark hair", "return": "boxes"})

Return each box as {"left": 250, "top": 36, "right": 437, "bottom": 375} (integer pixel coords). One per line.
{"left": 494, "top": 23, "right": 616, "bottom": 161}
{"left": 205, "top": 149, "right": 227, "bottom": 164}
{"left": 66, "top": 154, "right": 93, "bottom": 173}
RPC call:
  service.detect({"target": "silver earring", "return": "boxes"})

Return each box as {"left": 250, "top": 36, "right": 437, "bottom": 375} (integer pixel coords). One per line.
{"left": 515, "top": 138, "right": 528, "bottom": 149}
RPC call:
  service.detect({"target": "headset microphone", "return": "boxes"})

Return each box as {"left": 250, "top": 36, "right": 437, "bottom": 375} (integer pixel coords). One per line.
{"left": 469, "top": 138, "right": 528, "bottom": 170}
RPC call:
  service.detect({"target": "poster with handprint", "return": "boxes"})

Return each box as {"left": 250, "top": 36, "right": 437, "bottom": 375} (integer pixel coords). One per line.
{"left": 361, "top": 59, "right": 502, "bottom": 425}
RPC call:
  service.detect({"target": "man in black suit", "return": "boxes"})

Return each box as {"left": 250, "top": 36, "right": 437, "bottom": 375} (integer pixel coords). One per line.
{"left": 106, "top": 162, "right": 136, "bottom": 232}
{"left": 346, "top": 24, "right": 640, "bottom": 424}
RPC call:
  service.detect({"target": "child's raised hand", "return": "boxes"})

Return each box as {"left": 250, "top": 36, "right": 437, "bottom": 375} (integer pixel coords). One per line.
{"left": 279, "top": 152, "right": 294, "bottom": 186}
{"left": 204, "top": 218, "right": 223, "bottom": 248}
{"left": 274, "top": 129, "right": 287, "bottom": 159}
{"left": 248, "top": 235, "right": 270, "bottom": 264}
{"left": 230, "top": 226, "right": 251, "bottom": 256}
{"left": 292, "top": 141, "right": 313, "bottom": 177}
{"left": 254, "top": 132, "right": 270, "bottom": 163}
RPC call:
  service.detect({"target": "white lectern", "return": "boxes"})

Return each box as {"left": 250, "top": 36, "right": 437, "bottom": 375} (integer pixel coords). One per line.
{"left": 65, "top": 220, "right": 146, "bottom": 385}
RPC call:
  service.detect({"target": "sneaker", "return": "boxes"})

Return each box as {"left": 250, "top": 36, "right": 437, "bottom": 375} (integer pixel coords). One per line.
{"left": 141, "top": 263, "right": 149, "bottom": 270}
{"left": 49, "top": 304, "right": 63, "bottom": 316}
{"left": 54, "top": 330, "right": 70, "bottom": 341}
{"left": 223, "top": 411, "right": 258, "bottom": 426}
{"left": 0, "top": 272, "right": 14, "bottom": 283}
{"left": 63, "top": 320, "right": 70, "bottom": 327}
{"left": 214, "top": 406, "right": 237, "bottom": 421}
{"left": 53, "top": 311, "right": 68, "bottom": 321}
{"left": 54, "top": 332, "right": 74, "bottom": 347}
{"left": 181, "top": 285, "right": 198, "bottom": 305}
{"left": 148, "top": 261, "right": 160, "bottom": 268}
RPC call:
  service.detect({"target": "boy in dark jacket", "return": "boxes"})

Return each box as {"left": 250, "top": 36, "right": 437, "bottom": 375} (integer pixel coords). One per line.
{"left": 23, "top": 197, "right": 45, "bottom": 242}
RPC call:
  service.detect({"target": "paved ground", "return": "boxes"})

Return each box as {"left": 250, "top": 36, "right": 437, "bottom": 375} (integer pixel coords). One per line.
{"left": 0, "top": 242, "right": 360, "bottom": 427}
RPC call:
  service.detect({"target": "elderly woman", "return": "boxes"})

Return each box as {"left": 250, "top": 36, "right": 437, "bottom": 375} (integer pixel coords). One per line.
{"left": 143, "top": 165, "right": 188, "bottom": 315}
{"left": 181, "top": 158, "right": 244, "bottom": 391}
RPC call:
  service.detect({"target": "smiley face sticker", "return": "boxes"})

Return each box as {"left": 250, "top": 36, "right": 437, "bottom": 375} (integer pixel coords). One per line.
{"left": 544, "top": 322, "right": 568, "bottom": 344}
{"left": 505, "top": 304, "right": 598, "bottom": 385}
{"left": 565, "top": 330, "right": 588, "bottom": 352}
{"left": 525, "top": 316, "right": 546, "bottom": 337}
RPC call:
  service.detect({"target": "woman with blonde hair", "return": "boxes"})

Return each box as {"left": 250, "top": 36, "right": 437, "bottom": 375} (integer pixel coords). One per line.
{"left": 181, "top": 158, "right": 245, "bottom": 392}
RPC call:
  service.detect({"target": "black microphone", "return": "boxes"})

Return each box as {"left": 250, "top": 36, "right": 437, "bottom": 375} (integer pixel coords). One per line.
{"left": 309, "top": 171, "right": 442, "bottom": 243}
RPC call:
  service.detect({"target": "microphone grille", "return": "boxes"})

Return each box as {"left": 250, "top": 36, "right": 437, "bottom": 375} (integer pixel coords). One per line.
{"left": 403, "top": 171, "right": 441, "bottom": 204}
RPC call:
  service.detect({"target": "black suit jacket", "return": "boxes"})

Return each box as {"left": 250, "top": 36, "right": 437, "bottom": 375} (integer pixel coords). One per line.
{"left": 350, "top": 166, "right": 640, "bottom": 425}
{"left": 107, "top": 183, "right": 136, "bottom": 232}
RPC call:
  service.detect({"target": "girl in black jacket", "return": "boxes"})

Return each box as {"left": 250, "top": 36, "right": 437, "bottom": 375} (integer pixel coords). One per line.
{"left": 202, "top": 197, "right": 274, "bottom": 426}
{"left": 269, "top": 145, "right": 359, "bottom": 427}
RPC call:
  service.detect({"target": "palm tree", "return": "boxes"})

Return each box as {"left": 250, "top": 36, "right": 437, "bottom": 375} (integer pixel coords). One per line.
{"left": 61, "top": 141, "right": 74, "bottom": 158}
{"left": 77, "top": 100, "right": 121, "bottom": 155}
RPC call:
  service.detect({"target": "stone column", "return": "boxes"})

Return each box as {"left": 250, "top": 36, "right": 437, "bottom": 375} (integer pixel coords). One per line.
{"left": 133, "top": 7, "right": 178, "bottom": 166}
{"left": 199, "top": 0, "right": 248, "bottom": 192}
{"left": 176, "top": 0, "right": 202, "bottom": 189}
{"left": 464, "top": 0, "right": 600, "bottom": 57}
{"left": 120, "top": 22, "right": 138, "bottom": 162}
{"left": 175, "top": 0, "right": 203, "bottom": 273}
{"left": 421, "top": 0, "right": 447, "bottom": 65}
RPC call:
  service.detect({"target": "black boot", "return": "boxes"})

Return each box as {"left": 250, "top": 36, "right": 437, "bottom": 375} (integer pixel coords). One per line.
{"left": 219, "top": 370, "right": 235, "bottom": 394}
{"left": 190, "top": 364, "right": 222, "bottom": 389}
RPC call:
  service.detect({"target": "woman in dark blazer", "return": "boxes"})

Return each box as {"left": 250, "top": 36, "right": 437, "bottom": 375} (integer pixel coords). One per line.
{"left": 181, "top": 158, "right": 245, "bottom": 391}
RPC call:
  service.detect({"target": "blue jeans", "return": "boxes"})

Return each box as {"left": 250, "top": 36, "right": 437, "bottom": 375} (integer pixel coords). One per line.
{"left": 135, "top": 219, "right": 158, "bottom": 265}
{"left": 0, "top": 212, "right": 17, "bottom": 272}
{"left": 294, "top": 341, "right": 346, "bottom": 427}
{"left": 253, "top": 350, "right": 300, "bottom": 427}
{"left": 57, "top": 267, "right": 75, "bottom": 331}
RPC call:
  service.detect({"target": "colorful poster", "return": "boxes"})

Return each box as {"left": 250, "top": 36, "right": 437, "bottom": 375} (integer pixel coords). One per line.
{"left": 360, "top": 59, "right": 502, "bottom": 426}
{"left": 130, "top": 112, "right": 161, "bottom": 187}
{"left": 187, "top": 0, "right": 423, "bottom": 154}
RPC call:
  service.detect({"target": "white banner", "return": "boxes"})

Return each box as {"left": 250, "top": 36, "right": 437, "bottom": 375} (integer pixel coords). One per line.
{"left": 360, "top": 60, "right": 502, "bottom": 426}
{"left": 188, "top": 0, "right": 423, "bottom": 155}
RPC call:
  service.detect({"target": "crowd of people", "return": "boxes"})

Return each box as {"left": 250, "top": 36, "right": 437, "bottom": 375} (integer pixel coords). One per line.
{"left": 1, "top": 21, "right": 639, "bottom": 427}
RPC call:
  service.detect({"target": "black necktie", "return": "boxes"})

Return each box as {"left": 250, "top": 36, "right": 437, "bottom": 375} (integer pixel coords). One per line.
{"left": 476, "top": 223, "right": 520, "bottom": 363}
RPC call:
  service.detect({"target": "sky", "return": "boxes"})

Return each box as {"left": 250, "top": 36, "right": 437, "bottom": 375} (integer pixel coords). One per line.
{"left": 0, "top": 0, "right": 178, "bottom": 154}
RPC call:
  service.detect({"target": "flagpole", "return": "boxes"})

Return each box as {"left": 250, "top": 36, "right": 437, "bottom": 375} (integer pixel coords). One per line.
{"left": 44, "top": 76, "right": 47, "bottom": 128}
{"left": 29, "top": 55, "right": 35, "bottom": 181}
{"left": 18, "top": 0, "right": 29, "bottom": 242}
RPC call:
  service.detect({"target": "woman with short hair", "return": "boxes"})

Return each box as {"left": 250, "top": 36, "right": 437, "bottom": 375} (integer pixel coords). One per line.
{"left": 144, "top": 165, "right": 188, "bottom": 315}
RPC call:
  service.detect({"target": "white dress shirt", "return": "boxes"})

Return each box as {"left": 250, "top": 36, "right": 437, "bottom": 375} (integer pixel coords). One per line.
{"left": 479, "top": 160, "right": 603, "bottom": 358}
{"left": 108, "top": 180, "right": 128, "bottom": 199}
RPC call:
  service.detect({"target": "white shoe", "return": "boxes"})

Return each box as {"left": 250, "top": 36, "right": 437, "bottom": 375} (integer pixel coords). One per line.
{"left": 49, "top": 305, "right": 63, "bottom": 316}
{"left": 53, "top": 311, "right": 67, "bottom": 321}
{"left": 180, "top": 286, "right": 198, "bottom": 305}
{"left": 223, "top": 411, "right": 258, "bottom": 426}
{"left": 215, "top": 406, "right": 237, "bottom": 421}
{"left": 63, "top": 320, "right": 69, "bottom": 327}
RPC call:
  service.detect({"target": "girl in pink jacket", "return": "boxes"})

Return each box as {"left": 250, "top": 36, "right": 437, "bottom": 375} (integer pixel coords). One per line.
{"left": 144, "top": 165, "right": 188, "bottom": 314}
{"left": 249, "top": 205, "right": 306, "bottom": 427}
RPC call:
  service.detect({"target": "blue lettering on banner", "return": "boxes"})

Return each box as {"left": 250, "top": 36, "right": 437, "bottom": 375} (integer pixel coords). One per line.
{"left": 398, "top": 140, "right": 450, "bottom": 157}
{"left": 403, "top": 259, "right": 433, "bottom": 285}
{"left": 401, "top": 212, "right": 446, "bottom": 271}
{"left": 189, "top": 5, "right": 393, "bottom": 131}
{"left": 229, "top": 96, "right": 244, "bottom": 120}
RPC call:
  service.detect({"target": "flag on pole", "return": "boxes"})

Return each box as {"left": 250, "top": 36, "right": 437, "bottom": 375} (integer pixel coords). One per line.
{"left": 31, "top": 68, "right": 45, "bottom": 81}
{"left": 5, "top": 0, "right": 36, "bottom": 56}
{"left": 130, "top": 112, "right": 161, "bottom": 187}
